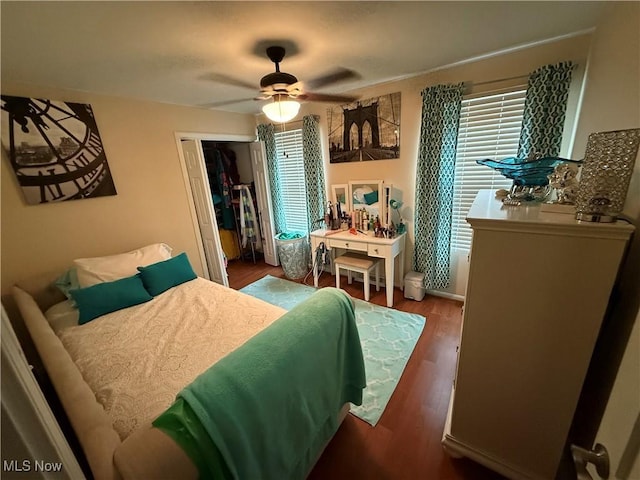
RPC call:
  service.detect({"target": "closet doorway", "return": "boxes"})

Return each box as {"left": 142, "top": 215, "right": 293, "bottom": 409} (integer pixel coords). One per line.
{"left": 176, "top": 133, "right": 278, "bottom": 287}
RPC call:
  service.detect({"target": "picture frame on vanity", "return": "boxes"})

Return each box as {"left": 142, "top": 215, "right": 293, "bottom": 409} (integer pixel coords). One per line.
{"left": 331, "top": 184, "right": 350, "bottom": 213}
{"left": 349, "top": 180, "right": 384, "bottom": 219}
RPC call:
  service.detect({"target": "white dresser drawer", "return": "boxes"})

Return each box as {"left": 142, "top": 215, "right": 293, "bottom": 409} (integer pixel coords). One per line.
{"left": 368, "top": 243, "right": 390, "bottom": 258}
{"left": 329, "top": 238, "right": 367, "bottom": 252}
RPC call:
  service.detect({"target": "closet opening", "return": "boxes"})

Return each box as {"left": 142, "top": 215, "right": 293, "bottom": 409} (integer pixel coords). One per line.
{"left": 201, "top": 141, "right": 264, "bottom": 271}
{"left": 178, "top": 132, "right": 278, "bottom": 287}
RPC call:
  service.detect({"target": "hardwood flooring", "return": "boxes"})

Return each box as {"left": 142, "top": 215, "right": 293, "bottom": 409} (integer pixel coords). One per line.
{"left": 227, "top": 259, "right": 505, "bottom": 480}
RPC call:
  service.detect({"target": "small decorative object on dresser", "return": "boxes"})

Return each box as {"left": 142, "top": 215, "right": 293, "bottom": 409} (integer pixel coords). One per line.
{"left": 575, "top": 128, "right": 640, "bottom": 223}
{"left": 540, "top": 162, "right": 581, "bottom": 214}
{"left": 548, "top": 162, "right": 580, "bottom": 204}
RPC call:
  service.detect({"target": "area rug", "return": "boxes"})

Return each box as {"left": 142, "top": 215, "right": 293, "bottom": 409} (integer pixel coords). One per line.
{"left": 240, "top": 275, "right": 426, "bottom": 426}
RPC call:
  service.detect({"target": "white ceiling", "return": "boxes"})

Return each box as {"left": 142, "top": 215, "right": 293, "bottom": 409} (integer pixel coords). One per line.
{"left": 1, "top": 1, "right": 605, "bottom": 115}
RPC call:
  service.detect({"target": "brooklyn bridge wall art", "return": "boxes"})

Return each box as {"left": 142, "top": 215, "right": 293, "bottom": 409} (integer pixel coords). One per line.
{"left": 1, "top": 95, "right": 117, "bottom": 205}
{"left": 327, "top": 91, "right": 401, "bottom": 163}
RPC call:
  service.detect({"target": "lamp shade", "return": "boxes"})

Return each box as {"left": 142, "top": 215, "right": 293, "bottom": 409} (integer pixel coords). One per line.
{"left": 575, "top": 128, "right": 640, "bottom": 222}
{"left": 262, "top": 97, "right": 300, "bottom": 123}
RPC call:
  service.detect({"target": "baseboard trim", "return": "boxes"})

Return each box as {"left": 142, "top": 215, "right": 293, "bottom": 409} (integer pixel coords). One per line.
{"left": 441, "top": 431, "right": 547, "bottom": 480}
{"left": 426, "top": 289, "right": 465, "bottom": 302}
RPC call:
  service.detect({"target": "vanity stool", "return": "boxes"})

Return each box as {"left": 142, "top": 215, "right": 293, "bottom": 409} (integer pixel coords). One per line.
{"left": 334, "top": 253, "right": 381, "bottom": 302}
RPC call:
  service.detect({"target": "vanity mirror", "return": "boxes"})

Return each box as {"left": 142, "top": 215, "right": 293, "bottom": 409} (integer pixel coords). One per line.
{"left": 331, "top": 184, "right": 350, "bottom": 212}
{"left": 349, "top": 180, "right": 384, "bottom": 219}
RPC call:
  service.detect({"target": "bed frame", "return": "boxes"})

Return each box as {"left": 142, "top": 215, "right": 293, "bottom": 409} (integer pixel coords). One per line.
{"left": 12, "top": 273, "right": 350, "bottom": 480}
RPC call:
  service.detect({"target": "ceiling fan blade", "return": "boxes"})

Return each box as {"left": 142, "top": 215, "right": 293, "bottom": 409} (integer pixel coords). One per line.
{"left": 298, "top": 92, "right": 358, "bottom": 103}
{"left": 203, "top": 73, "right": 257, "bottom": 91}
{"left": 286, "top": 82, "right": 303, "bottom": 96}
{"left": 200, "top": 97, "right": 255, "bottom": 108}
{"left": 305, "top": 68, "right": 360, "bottom": 90}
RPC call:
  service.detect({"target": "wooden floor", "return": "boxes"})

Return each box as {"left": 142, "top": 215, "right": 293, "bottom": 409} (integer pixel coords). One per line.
{"left": 227, "top": 259, "right": 505, "bottom": 480}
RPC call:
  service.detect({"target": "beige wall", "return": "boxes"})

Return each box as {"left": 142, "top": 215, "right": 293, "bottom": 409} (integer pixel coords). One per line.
{"left": 573, "top": 2, "right": 640, "bottom": 218}
{"left": 289, "top": 33, "right": 593, "bottom": 297}
{"left": 1, "top": 84, "right": 256, "bottom": 294}
{"left": 3, "top": 26, "right": 626, "bottom": 300}
{"left": 571, "top": 2, "right": 640, "bottom": 475}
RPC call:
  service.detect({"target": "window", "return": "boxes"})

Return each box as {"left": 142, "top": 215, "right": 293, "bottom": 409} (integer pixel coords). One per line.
{"left": 450, "top": 89, "right": 526, "bottom": 251}
{"left": 274, "top": 129, "right": 309, "bottom": 234}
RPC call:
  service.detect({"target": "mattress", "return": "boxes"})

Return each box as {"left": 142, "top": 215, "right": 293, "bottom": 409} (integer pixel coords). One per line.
{"left": 53, "top": 277, "right": 286, "bottom": 439}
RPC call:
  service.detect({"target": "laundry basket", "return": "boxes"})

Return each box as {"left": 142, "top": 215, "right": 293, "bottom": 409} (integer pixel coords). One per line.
{"left": 275, "top": 232, "right": 309, "bottom": 280}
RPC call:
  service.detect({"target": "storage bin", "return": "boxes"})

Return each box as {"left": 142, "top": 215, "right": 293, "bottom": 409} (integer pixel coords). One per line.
{"left": 404, "top": 271, "right": 425, "bottom": 301}
{"left": 275, "top": 232, "right": 308, "bottom": 280}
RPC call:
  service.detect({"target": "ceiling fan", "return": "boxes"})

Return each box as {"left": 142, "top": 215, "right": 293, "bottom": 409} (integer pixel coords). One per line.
{"left": 206, "top": 46, "right": 360, "bottom": 122}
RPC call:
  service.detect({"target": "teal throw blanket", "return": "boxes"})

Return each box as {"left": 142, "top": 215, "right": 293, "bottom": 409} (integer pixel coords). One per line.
{"left": 153, "top": 287, "right": 366, "bottom": 480}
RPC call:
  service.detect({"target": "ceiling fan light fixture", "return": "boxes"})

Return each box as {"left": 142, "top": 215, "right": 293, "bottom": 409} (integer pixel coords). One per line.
{"left": 262, "top": 95, "right": 300, "bottom": 123}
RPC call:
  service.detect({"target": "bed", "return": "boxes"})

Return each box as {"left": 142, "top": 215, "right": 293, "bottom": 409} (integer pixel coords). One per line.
{"left": 12, "top": 244, "right": 366, "bottom": 480}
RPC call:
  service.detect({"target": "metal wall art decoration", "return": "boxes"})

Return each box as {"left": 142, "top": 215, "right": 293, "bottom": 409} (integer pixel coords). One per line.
{"left": 1, "top": 95, "right": 117, "bottom": 205}
{"left": 327, "top": 92, "right": 400, "bottom": 163}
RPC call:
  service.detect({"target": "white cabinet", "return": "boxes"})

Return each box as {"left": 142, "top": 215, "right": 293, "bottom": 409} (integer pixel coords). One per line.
{"left": 442, "top": 190, "right": 634, "bottom": 480}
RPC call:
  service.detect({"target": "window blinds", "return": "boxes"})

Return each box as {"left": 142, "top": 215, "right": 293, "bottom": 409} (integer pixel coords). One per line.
{"left": 450, "top": 89, "right": 526, "bottom": 251}
{"left": 274, "top": 129, "right": 309, "bottom": 234}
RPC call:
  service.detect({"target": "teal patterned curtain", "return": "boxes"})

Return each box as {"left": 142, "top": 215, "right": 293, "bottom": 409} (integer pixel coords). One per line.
{"left": 413, "top": 84, "right": 464, "bottom": 290}
{"left": 257, "top": 123, "right": 285, "bottom": 234}
{"left": 517, "top": 62, "right": 574, "bottom": 159}
{"left": 301, "top": 115, "right": 327, "bottom": 235}
{"left": 301, "top": 115, "right": 327, "bottom": 267}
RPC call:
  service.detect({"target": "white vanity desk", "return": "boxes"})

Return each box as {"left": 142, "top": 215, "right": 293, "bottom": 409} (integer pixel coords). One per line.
{"left": 310, "top": 229, "right": 406, "bottom": 307}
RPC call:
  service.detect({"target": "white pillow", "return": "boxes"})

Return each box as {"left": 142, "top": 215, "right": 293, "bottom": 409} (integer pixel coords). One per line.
{"left": 45, "top": 300, "right": 80, "bottom": 333}
{"left": 74, "top": 243, "right": 172, "bottom": 287}
{"left": 352, "top": 186, "right": 373, "bottom": 205}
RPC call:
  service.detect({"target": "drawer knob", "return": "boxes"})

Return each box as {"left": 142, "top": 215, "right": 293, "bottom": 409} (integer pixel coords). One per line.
{"left": 374, "top": 248, "right": 379, "bottom": 254}
{"left": 345, "top": 243, "right": 349, "bottom": 247}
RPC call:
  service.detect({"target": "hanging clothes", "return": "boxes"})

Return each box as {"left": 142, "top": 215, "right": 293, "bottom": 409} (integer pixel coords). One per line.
{"left": 203, "top": 146, "right": 236, "bottom": 230}
{"left": 239, "top": 185, "right": 258, "bottom": 248}
{"left": 219, "top": 146, "right": 240, "bottom": 185}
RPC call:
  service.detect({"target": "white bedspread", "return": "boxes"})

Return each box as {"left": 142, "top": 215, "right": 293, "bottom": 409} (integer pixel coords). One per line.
{"left": 57, "top": 278, "right": 286, "bottom": 439}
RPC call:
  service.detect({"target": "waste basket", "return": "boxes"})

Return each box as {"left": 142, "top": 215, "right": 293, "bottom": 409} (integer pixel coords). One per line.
{"left": 404, "top": 271, "right": 426, "bottom": 301}
{"left": 275, "top": 232, "right": 308, "bottom": 280}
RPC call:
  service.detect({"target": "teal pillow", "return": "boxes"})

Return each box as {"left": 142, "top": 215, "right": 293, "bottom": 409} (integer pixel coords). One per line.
{"left": 70, "top": 274, "right": 153, "bottom": 325}
{"left": 364, "top": 190, "right": 379, "bottom": 205}
{"left": 137, "top": 252, "right": 197, "bottom": 296}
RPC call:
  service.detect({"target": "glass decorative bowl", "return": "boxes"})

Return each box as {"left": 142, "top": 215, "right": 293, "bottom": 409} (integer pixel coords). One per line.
{"left": 476, "top": 156, "right": 582, "bottom": 187}
{"left": 477, "top": 156, "right": 583, "bottom": 203}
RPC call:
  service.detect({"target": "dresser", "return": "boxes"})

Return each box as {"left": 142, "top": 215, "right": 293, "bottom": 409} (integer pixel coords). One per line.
{"left": 309, "top": 229, "right": 406, "bottom": 307}
{"left": 442, "top": 190, "right": 634, "bottom": 480}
